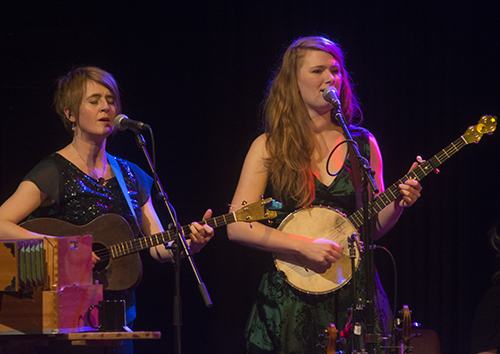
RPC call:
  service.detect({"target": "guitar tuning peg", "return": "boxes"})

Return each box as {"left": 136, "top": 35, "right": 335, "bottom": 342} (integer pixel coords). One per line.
{"left": 241, "top": 200, "right": 248, "bottom": 206}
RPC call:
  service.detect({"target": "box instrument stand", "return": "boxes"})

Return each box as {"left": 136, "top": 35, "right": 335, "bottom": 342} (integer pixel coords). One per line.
{"left": 0, "top": 236, "right": 160, "bottom": 351}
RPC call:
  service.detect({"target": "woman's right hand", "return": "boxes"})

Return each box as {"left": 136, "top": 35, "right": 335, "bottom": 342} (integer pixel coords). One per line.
{"left": 299, "top": 238, "right": 344, "bottom": 273}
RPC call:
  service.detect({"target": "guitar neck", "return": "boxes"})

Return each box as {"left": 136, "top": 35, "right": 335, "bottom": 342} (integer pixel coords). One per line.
{"left": 348, "top": 134, "right": 468, "bottom": 229}
{"left": 109, "top": 212, "right": 237, "bottom": 258}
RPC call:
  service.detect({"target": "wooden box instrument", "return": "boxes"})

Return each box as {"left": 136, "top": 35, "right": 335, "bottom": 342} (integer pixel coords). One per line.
{"left": 0, "top": 235, "right": 103, "bottom": 334}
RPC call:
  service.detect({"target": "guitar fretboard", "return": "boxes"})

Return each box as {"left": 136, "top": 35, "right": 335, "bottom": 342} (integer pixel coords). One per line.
{"left": 348, "top": 135, "right": 468, "bottom": 229}
{"left": 109, "top": 213, "right": 237, "bottom": 258}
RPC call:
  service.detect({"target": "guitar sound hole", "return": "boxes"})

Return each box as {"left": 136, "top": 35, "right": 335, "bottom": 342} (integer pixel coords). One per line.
{"left": 92, "top": 242, "right": 110, "bottom": 273}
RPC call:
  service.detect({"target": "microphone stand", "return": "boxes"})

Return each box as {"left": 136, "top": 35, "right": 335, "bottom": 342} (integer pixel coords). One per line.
{"left": 133, "top": 131, "right": 212, "bottom": 354}
{"left": 347, "top": 233, "right": 363, "bottom": 352}
{"left": 332, "top": 105, "right": 379, "bottom": 353}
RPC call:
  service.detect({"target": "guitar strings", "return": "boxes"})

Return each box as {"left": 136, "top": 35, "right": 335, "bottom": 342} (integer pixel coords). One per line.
{"left": 91, "top": 213, "right": 238, "bottom": 263}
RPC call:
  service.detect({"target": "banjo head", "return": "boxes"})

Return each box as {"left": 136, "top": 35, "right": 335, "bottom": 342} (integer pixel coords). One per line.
{"left": 274, "top": 205, "right": 360, "bottom": 295}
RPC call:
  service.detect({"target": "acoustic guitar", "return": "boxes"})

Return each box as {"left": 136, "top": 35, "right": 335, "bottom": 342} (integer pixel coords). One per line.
{"left": 274, "top": 115, "right": 497, "bottom": 294}
{"left": 21, "top": 197, "right": 280, "bottom": 291}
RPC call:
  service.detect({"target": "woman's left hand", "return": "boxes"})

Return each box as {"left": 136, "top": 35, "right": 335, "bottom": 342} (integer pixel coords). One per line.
{"left": 397, "top": 156, "right": 423, "bottom": 208}
{"left": 92, "top": 252, "right": 100, "bottom": 266}
{"left": 189, "top": 209, "right": 214, "bottom": 253}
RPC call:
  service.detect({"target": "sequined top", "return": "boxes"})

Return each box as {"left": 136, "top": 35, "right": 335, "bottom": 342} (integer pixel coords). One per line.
{"left": 23, "top": 152, "right": 153, "bottom": 319}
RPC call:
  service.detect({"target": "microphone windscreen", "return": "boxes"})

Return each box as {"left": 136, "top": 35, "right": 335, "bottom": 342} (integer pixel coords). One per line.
{"left": 114, "top": 114, "right": 129, "bottom": 131}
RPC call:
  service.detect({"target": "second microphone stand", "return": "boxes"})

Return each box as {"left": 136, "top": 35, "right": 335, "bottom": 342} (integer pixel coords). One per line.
{"left": 331, "top": 105, "right": 379, "bottom": 353}
{"left": 133, "top": 130, "right": 212, "bottom": 354}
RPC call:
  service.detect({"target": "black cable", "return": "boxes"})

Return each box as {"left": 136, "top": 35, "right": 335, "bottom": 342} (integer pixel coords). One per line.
{"left": 374, "top": 245, "right": 398, "bottom": 320}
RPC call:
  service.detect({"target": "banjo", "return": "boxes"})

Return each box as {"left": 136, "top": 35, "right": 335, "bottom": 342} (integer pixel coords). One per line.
{"left": 274, "top": 115, "right": 497, "bottom": 295}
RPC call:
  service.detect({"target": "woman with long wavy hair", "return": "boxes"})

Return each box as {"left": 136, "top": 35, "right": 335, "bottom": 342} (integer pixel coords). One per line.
{"left": 227, "top": 36, "right": 422, "bottom": 353}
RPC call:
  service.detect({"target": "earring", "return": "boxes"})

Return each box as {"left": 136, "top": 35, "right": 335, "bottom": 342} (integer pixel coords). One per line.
{"left": 71, "top": 123, "right": 76, "bottom": 131}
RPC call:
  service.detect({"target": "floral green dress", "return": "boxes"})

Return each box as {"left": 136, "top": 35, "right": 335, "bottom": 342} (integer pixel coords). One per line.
{"left": 245, "top": 127, "right": 391, "bottom": 354}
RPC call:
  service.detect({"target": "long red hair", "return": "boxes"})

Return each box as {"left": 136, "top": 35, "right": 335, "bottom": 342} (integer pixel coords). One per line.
{"left": 264, "top": 36, "right": 362, "bottom": 207}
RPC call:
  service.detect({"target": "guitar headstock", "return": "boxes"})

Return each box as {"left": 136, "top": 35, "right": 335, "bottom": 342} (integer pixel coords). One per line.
{"left": 233, "top": 197, "right": 282, "bottom": 222}
{"left": 463, "top": 115, "right": 497, "bottom": 144}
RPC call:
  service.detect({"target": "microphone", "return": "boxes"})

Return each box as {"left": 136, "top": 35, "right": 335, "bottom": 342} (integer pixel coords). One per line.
{"left": 114, "top": 114, "right": 150, "bottom": 132}
{"left": 322, "top": 87, "right": 341, "bottom": 109}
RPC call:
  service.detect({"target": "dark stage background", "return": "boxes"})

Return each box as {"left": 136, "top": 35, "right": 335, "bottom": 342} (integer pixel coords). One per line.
{"left": 1, "top": 1, "right": 499, "bottom": 353}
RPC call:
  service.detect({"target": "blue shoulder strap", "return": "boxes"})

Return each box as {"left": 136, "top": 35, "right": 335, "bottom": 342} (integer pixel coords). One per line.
{"left": 106, "top": 152, "right": 138, "bottom": 222}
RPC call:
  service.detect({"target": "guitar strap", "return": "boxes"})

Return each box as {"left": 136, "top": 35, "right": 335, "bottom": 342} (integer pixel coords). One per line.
{"left": 106, "top": 152, "right": 140, "bottom": 324}
{"left": 349, "top": 146, "right": 363, "bottom": 210}
{"left": 106, "top": 152, "right": 138, "bottom": 222}
{"left": 348, "top": 130, "right": 370, "bottom": 210}
{"left": 348, "top": 130, "right": 393, "bottom": 335}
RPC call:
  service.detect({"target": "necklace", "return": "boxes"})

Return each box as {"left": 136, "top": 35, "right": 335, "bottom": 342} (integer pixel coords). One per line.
{"left": 72, "top": 142, "right": 107, "bottom": 186}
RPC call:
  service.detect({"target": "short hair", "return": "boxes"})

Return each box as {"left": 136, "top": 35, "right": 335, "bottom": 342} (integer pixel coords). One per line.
{"left": 54, "top": 66, "right": 121, "bottom": 134}
{"left": 489, "top": 223, "right": 500, "bottom": 284}
{"left": 490, "top": 224, "right": 500, "bottom": 256}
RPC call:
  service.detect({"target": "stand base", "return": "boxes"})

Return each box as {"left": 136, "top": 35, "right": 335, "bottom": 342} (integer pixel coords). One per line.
{"left": 0, "top": 330, "right": 161, "bottom": 353}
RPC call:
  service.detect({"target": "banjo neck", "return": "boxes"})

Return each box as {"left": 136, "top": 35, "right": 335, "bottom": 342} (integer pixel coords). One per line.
{"left": 349, "top": 131, "right": 471, "bottom": 229}
{"left": 274, "top": 116, "right": 496, "bottom": 295}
